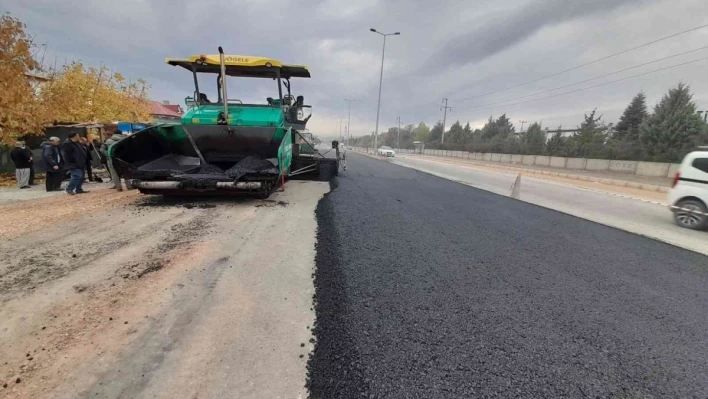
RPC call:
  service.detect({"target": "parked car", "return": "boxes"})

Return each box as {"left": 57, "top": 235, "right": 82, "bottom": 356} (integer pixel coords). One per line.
{"left": 378, "top": 146, "right": 395, "bottom": 157}
{"left": 668, "top": 149, "right": 708, "bottom": 230}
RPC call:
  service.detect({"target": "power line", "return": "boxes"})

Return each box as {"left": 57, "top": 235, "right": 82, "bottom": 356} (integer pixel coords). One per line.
{"left": 452, "top": 23, "right": 708, "bottom": 103}
{"left": 459, "top": 45, "right": 708, "bottom": 110}
{"left": 456, "top": 56, "right": 708, "bottom": 113}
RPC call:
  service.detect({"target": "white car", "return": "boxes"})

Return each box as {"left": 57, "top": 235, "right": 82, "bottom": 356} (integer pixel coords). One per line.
{"left": 378, "top": 146, "right": 395, "bottom": 157}
{"left": 668, "top": 149, "right": 708, "bottom": 230}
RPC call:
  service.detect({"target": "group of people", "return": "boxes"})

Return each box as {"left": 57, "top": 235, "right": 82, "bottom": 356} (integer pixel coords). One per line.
{"left": 9, "top": 129, "right": 127, "bottom": 194}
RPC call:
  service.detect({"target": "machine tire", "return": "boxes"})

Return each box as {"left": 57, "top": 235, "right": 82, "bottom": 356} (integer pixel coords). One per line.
{"left": 673, "top": 199, "right": 708, "bottom": 230}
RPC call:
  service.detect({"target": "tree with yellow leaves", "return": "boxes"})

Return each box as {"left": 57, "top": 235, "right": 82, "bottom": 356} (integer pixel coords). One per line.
{"left": 1, "top": 12, "right": 153, "bottom": 146}
{"left": 0, "top": 13, "right": 43, "bottom": 145}
{"left": 41, "top": 63, "right": 152, "bottom": 124}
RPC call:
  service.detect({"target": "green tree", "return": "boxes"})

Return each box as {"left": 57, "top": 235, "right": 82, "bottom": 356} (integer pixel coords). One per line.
{"left": 445, "top": 120, "right": 465, "bottom": 146}
{"left": 614, "top": 92, "right": 648, "bottom": 142}
{"left": 463, "top": 122, "right": 473, "bottom": 144}
{"left": 640, "top": 83, "right": 708, "bottom": 161}
{"left": 494, "top": 114, "right": 515, "bottom": 140}
{"left": 573, "top": 109, "right": 608, "bottom": 157}
{"left": 481, "top": 117, "right": 496, "bottom": 140}
{"left": 413, "top": 122, "right": 431, "bottom": 142}
{"left": 429, "top": 121, "right": 443, "bottom": 143}
{"left": 523, "top": 122, "right": 546, "bottom": 154}
{"left": 546, "top": 126, "right": 567, "bottom": 156}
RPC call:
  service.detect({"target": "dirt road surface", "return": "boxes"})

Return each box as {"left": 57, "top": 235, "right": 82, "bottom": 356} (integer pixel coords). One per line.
{"left": 0, "top": 181, "right": 328, "bottom": 399}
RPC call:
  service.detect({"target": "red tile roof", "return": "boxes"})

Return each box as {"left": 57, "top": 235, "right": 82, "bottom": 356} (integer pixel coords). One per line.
{"left": 162, "top": 104, "right": 183, "bottom": 114}
{"left": 150, "top": 101, "right": 182, "bottom": 117}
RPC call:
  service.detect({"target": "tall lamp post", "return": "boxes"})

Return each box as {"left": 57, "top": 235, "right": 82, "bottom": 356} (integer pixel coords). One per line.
{"left": 370, "top": 28, "right": 400, "bottom": 152}
{"left": 345, "top": 99, "right": 355, "bottom": 147}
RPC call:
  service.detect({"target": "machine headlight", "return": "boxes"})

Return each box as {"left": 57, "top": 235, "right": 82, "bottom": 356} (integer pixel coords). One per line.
{"left": 297, "top": 109, "right": 304, "bottom": 120}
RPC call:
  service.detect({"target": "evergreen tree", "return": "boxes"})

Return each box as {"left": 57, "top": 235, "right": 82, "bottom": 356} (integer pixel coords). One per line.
{"left": 640, "top": 83, "right": 708, "bottom": 161}
{"left": 446, "top": 121, "right": 465, "bottom": 146}
{"left": 614, "top": 92, "right": 648, "bottom": 142}
{"left": 481, "top": 117, "right": 497, "bottom": 140}
{"left": 573, "top": 109, "right": 608, "bottom": 157}
{"left": 494, "top": 114, "right": 515, "bottom": 140}
{"left": 523, "top": 122, "right": 546, "bottom": 154}
{"left": 546, "top": 126, "right": 566, "bottom": 156}
{"left": 429, "top": 121, "right": 444, "bottom": 143}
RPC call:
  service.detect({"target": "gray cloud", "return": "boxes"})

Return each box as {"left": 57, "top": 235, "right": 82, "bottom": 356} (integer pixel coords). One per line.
{"left": 418, "top": 0, "right": 652, "bottom": 73}
{"left": 3, "top": 0, "right": 708, "bottom": 137}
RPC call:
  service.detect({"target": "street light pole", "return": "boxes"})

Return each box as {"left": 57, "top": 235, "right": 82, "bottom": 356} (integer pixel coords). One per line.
{"left": 345, "top": 99, "right": 355, "bottom": 147}
{"left": 370, "top": 28, "right": 400, "bottom": 152}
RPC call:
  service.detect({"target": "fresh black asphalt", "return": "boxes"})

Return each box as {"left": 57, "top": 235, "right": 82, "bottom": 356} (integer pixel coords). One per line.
{"left": 307, "top": 152, "right": 708, "bottom": 398}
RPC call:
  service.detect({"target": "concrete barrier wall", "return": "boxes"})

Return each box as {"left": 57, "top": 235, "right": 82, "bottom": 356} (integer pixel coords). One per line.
{"left": 566, "top": 158, "right": 586, "bottom": 170}
{"left": 550, "top": 157, "right": 566, "bottom": 168}
{"left": 535, "top": 156, "right": 551, "bottom": 166}
{"left": 637, "top": 162, "right": 670, "bottom": 177}
{"left": 380, "top": 147, "right": 680, "bottom": 179}
{"left": 609, "top": 160, "right": 637, "bottom": 174}
{"left": 586, "top": 159, "right": 610, "bottom": 171}
{"left": 522, "top": 155, "right": 536, "bottom": 165}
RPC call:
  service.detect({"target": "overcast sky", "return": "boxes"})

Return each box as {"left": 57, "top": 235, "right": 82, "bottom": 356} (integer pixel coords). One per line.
{"left": 4, "top": 0, "right": 708, "bottom": 138}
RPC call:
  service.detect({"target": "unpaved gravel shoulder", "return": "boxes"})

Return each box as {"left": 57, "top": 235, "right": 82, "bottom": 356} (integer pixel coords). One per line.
{"left": 0, "top": 187, "right": 140, "bottom": 240}
{"left": 0, "top": 181, "right": 328, "bottom": 399}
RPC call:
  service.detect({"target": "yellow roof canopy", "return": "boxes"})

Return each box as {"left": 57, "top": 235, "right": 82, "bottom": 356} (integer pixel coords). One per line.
{"left": 165, "top": 55, "right": 309, "bottom": 78}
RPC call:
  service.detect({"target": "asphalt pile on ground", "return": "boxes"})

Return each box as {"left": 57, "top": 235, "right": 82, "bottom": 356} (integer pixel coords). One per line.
{"left": 307, "top": 152, "right": 708, "bottom": 398}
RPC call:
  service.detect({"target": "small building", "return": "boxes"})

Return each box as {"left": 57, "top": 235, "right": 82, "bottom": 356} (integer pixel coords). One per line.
{"left": 150, "top": 101, "right": 183, "bottom": 123}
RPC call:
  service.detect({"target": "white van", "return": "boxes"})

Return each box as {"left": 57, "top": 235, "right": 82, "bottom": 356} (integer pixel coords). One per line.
{"left": 667, "top": 150, "right": 708, "bottom": 230}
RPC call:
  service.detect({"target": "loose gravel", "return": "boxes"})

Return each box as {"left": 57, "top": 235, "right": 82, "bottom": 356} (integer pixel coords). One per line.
{"left": 307, "top": 152, "right": 708, "bottom": 398}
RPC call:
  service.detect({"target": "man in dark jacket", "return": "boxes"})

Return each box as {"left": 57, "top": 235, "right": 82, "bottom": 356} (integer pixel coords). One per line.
{"left": 22, "top": 141, "right": 35, "bottom": 185}
{"left": 100, "top": 129, "right": 126, "bottom": 191}
{"left": 41, "top": 137, "right": 63, "bottom": 191}
{"left": 62, "top": 132, "right": 89, "bottom": 195}
{"left": 10, "top": 142, "right": 32, "bottom": 189}
{"left": 79, "top": 136, "right": 94, "bottom": 182}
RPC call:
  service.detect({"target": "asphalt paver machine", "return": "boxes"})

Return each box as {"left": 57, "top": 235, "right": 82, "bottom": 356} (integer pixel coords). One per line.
{"left": 110, "top": 47, "right": 339, "bottom": 197}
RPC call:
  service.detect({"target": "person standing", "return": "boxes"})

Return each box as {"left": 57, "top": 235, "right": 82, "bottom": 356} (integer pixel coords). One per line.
{"left": 100, "top": 129, "right": 126, "bottom": 191}
{"left": 62, "top": 133, "right": 89, "bottom": 195}
{"left": 41, "top": 137, "right": 63, "bottom": 191}
{"left": 22, "top": 141, "right": 36, "bottom": 185}
{"left": 79, "top": 136, "right": 94, "bottom": 182}
{"left": 10, "top": 142, "right": 31, "bottom": 189}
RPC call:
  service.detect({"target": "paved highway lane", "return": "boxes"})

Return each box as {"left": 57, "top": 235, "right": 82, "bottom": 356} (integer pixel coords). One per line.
{"left": 308, "top": 152, "right": 708, "bottom": 398}
{"left": 389, "top": 154, "right": 707, "bottom": 256}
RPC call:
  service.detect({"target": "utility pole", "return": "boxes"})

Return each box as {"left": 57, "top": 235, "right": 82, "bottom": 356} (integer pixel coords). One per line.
{"left": 345, "top": 99, "right": 355, "bottom": 147}
{"left": 370, "top": 28, "right": 400, "bottom": 151}
{"left": 519, "top": 120, "right": 527, "bottom": 132}
{"left": 440, "top": 98, "right": 452, "bottom": 144}
{"left": 396, "top": 116, "right": 402, "bottom": 150}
